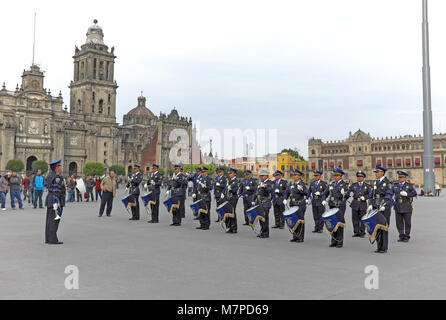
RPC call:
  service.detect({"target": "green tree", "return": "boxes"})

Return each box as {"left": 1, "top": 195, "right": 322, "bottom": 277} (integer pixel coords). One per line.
{"left": 281, "top": 148, "right": 305, "bottom": 161}
{"left": 82, "top": 162, "right": 105, "bottom": 177}
{"left": 6, "top": 159, "right": 24, "bottom": 172}
{"left": 109, "top": 164, "right": 125, "bottom": 176}
{"left": 31, "top": 160, "right": 49, "bottom": 174}
{"left": 158, "top": 167, "right": 166, "bottom": 176}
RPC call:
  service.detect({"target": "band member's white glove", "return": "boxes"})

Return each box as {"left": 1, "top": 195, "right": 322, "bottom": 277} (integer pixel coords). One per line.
{"left": 283, "top": 199, "right": 287, "bottom": 206}
{"left": 216, "top": 182, "right": 220, "bottom": 186}
{"left": 341, "top": 188, "right": 345, "bottom": 195}
{"left": 400, "top": 191, "right": 408, "bottom": 197}
{"left": 315, "top": 191, "right": 320, "bottom": 196}
{"left": 200, "top": 182, "right": 206, "bottom": 188}
{"left": 144, "top": 183, "right": 148, "bottom": 189}
{"left": 297, "top": 185, "right": 303, "bottom": 191}
{"left": 275, "top": 189, "right": 280, "bottom": 194}
{"left": 379, "top": 206, "right": 386, "bottom": 212}
{"left": 53, "top": 203, "right": 58, "bottom": 211}
{"left": 367, "top": 205, "right": 373, "bottom": 213}
{"left": 322, "top": 200, "right": 327, "bottom": 206}
{"left": 306, "top": 199, "right": 311, "bottom": 205}
{"left": 192, "top": 193, "right": 196, "bottom": 199}
{"left": 221, "top": 193, "right": 225, "bottom": 199}
{"left": 151, "top": 180, "right": 156, "bottom": 186}
{"left": 166, "top": 191, "right": 170, "bottom": 196}
{"left": 360, "top": 196, "right": 365, "bottom": 201}
{"left": 260, "top": 183, "right": 266, "bottom": 188}
{"left": 125, "top": 187, "right": 128, "bottom": 192}
{"left": 251, "top": 202, "right": 256, "bottom": 206}
{"left": 246, "top": 186, "right": 250, "bottom": 190}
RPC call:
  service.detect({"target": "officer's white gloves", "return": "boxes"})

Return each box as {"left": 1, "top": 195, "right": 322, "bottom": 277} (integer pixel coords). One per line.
{"left": 283, "top": 199, "right": 287, "bottom": 206}
{"left": 53, "top": 203, "right": 58, "bottom": 211}
{"left": 400, "top": 191, "right": 408, "bottom": 197}
{"left": 275, "top": 189, "right": 280, "bottom": 194}
{"left": 297, "top": 185, "right": 303, "bottom": 191}
{"left": 315, "top": 191, "right": 320, "bottom": 196}
{"left": 251, "top": 202, "right": 256, "bottom": 206}
{"left": 151, "top": 180, "right": 156, "bottom": 186}
{"left": 220, "top": 193, "right": 225, "bottom": 199}
{"left": 192, "top": 193, "right": 196, "bottom": 199}
{"left": 125, "top": 187, "right": 129, "bottom": 192}
{"left": 306, "top": 199, "right": 311, "bottom": 205}
{"left": 360, "top": 196, "right": 365, "bottom": 201}
{"left": 379, "top": 206, "right": 386, "bottom": 212}
{"left": 144, "top": 183, "right": 148, "bottom": 189}
{"left": 246, "top": 186, "right": 250, "bottom": 190}
{"left": 367, "top": 205, "right": 373, "bottom": 213}
{"left": 216, "top": 182, "right": 220, "bottom": 186}
{"left": 340, "top": 188, "right": 345, "bottom": 195}
{"left": 322, "top": 200, "right": 327, "bottom": 206}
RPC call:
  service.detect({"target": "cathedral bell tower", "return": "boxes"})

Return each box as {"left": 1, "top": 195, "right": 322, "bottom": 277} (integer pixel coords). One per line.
{"left": 69, "top": 19, "right": 118, "bottom": 122}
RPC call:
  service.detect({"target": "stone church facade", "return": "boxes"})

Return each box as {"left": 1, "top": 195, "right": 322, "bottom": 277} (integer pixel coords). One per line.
{"left": 0, "top": 20, "right": 193, "bottom": 176}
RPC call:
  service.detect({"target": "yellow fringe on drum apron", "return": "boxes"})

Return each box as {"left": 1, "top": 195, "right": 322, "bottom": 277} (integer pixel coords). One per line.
{"left": 324, "top": 222, "right": 346, "bottom": 235}
{"left": 368, "top": 224, "right": 389, "bottom": 239}
{"left": 219, "top": 209, "right": 235, "bottom": 224}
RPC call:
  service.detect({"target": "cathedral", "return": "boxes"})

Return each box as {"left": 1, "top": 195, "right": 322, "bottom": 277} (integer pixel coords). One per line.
{"left": 0, "top": 20, "right": 193, "bottom": 176}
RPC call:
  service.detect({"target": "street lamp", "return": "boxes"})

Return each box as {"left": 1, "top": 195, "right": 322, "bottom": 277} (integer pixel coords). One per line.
{"left": 422, "top": 0, "right": 435, "bottom": 192}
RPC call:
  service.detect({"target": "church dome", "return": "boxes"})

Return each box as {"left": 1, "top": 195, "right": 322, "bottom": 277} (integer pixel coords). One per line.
{"left": 85, "top": 19, "right": 104, "bottom": 44}
{"left": 123, "top": 95, "right": 156, "bottom": 125}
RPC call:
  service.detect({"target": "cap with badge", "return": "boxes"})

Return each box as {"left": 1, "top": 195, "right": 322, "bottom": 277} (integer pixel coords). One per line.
{"left": 49, "top": 159, "right": 62, "bottom": 166}
{"left": 216, "top": 167, "right": 225, "bottom": 172}
{"left": 397, "top": 170, "right": 409, "bottom": 177}
{"left": 229, "top": 168, "right": 238, "bottom": 173}
{"left": 152, "top": 163, "right": 159, "bottom": 168}
{"left": 201, "top": 166, "right": 208, "bottom": 171}
{"left": 274, "top": 170, "right": 284, "bottom": 176}
{"left": 374, "top": 165, "right": 387, "bottom": 173}
{"left": 134, "top": 164, "right": 141, "bottom": 168}
{"left": 244, "top": 170, "right": 252, "bottom": 174}
{"left": 293, "top": 169, "right": 304, "bottom": 176}
{"left": 313, "top": 170, "right": 323, "bottom": 176}
{"left": 356, "top": 170, "right": 366, "bottom": 178}
{"left": 333, "top": 168, "right": 345, "bottom": 176}
{"left": 259, "top": 169, "right": 270, "bottom": 176}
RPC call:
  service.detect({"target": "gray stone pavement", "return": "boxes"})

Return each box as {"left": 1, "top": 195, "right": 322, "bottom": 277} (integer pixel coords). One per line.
{"left": 0, "top": 188, "right": 445, "bottom": 300}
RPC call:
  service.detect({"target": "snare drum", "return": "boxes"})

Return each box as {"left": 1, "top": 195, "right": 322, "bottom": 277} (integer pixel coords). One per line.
{"left": 190, "top": 199, "right": 208, "bottom": 219}
{"left": 163, "top": 198, "right": 180, "bottom": 215}
{"left": 361, "top": 209, "right": 388, "bottom": 239}
{"left": 246, "top": 205, "right": 265, "bottom": 235}
{"left": 322, "top": 208, "right": 345, "bottom": 234}
{"left": 216, "top": 201, "right": 234, "bottom": 224}
{"left": 141, "top": 191, "right": 156, "bottom": 207}
{"left": 283, "top": 207, "right": 304, "bottom": 233}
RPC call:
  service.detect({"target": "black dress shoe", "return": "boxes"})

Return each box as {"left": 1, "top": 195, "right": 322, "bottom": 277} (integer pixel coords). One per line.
{"left": 272, "top": 225, "right": 280, "bottom": 229}
{"left": 243, "top": 223, "right": 249, "bottom": 226}
{"left": 98, "top": 215, "right": 102, "bottom": 217}
{"left": 336, "top": 245, "right": 343, "bottom": 248}
{"left": 296, "top": 240, "right": 304, "bottom": 243}
{"left": 402, "top": 238, "right": 409, "bottom": 243}
{"left": 129, "top": 218, "right": 134, "bottom": 220}
{"left": 202, "top": 227, "right": 209, "bottom": 230}
{"left": 279, "top": 226, "right": 284, "bottom": 229}
{"left": 290, "top": 238, "right": 297, "bottom": 242}
{"left": 259, "top": 234, "right": 269, "bottom": 238}
{"left": 317, "top": 230, "right": 323, "bottom": 233}
{"left": 214, "top": 219, "right": 220, "bottom": 223}
{"left": 226, "top": 230, "right": 233, "bottom": 234}
{"left": 196, "top": 226, "right": 203, "bottom": 229}
{"left": 397, "top": 238, "right": 404, "bottom": 242}
{"left": 48, "top": 241, "right": 63, "bottom": 245}
{"left": 107, "top": 215, "right": 111, "bottom": 217}
{"left": 312, "top": 229, "right": 318, "bottom": 233}
{"left": 329, "top": 243, "right": 337, "bottom": 247}
{"left": 359, "top": 234, "right": 365, "bottom": 238}
{"left": 148, "top": 220, "right": 155, "bottom": 223}
{"left": 352, "top": 234, "right": 360, "bottom": 237}
{"left": 170, "top": 223, "right": 176, "bottom": 226}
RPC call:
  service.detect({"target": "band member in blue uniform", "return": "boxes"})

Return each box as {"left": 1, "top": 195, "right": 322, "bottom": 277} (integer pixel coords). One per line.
{"left": 126, "top": 164, "right": 142, "bottom": 220}
{"left": 272, "top": 170, "right": 288, "bottom": 229}
{"left": 214, "top": 167, "right": 227, "bottom": 221}
{"left": 146, "top": 163, "right": 162, "bottom": 223}
{"left": 190, "top": 167, "right": 201, "bottom": 201}
{"left": 223, "top": 168, "right": 239, "bottom": 234}
{"left": 45, "top": 159, "right": 66, "bottom": 245}
{"left": 253, "top": 169, "right": 273, "bottom": 238}
{"left": 240, "top": 170, "right": 257, "bottom": 226}
{"left": 368, "top": 165, "right": 393, "bottom": 253}
{"left": 392, "top": 171, "right": 417, "bottom": 242}
{"left": 196, "top": 166, "right": 213, "bottom": 230}
{"left": 323, "top": 168, "right": 349, "bottom": 248}
{"left": 285, "top": 169, "right": 310, "bottom": 243}
{"left": 168, "top": 164, "right": 186, "bottom": 226}
{"left": 308, "top": 170, "right": 328, "bottom": 233}
{"left": 347, "top": 170, "right": 372, "bottom": 238}
{"left": 178, "top": 166, "right": 188, "bottom": 218}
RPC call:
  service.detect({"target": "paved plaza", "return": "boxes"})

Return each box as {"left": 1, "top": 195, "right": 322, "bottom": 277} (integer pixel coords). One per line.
{"left": 0, "top": 188, "right": 445, "bottom": 300}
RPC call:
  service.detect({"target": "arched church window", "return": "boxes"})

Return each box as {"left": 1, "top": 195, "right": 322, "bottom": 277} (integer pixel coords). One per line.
{"left": 92, "top": 104, "right": 95, "bottom": 113}
{"left": 108, "top": 106, "right": 110, "bottom": 115}
{"left": 92, "top": 92, "right": 95, "bottom": 101}
{"left": 98, "top": 99, "right": 103, "bottom": 113}
{"left": 77, "top": 99, "right": 82, "bottom": 112}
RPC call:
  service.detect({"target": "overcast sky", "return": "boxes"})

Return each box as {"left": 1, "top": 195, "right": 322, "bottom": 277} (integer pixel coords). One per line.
{"left": 1, "top": 0, "right": 446, "bottom": 159}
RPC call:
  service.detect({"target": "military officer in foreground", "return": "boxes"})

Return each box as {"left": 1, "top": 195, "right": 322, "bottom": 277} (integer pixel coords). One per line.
{"left": 392, "top": 171, "right": 417, "bottom": 242}
{"left": 240, "top": 170, "right": 257, "bottom": 226}
{"left": 196, "top": 166, "right": 213, "bottom": 230}
{"left": 272, "top": 170, "right": 288, "bottom": 229}
{"left": 146, "top": 163, "right": 162, "bottom": 223}
{"left": 368, "top": 165, "right": 393, "bottom": 253}
{"left": 308, "top": 170, "right": 328, "bottom": 233}
{"left": 347, "top": 171, "right": 372, "bottom": 238}
{"left": 223, "top": 168, "right": 239, "bottom": 233}
{"left": 45, "top": 159, "right": 66, "bottom": 245}
{"left": 285, "top": 169, "right": 310, "bottom": 243}
{"left": 253, "top": 169, "right": 273, "bottom": 238}
{"left": 323, "top": 168, "right": 349, "bottom": 248}
{"left": 127, "top": 164, "right": 143, "bottom": 220}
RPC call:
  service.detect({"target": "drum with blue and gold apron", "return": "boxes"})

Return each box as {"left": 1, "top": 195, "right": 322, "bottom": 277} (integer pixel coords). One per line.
{"left": 322, "top": 208, "right": 344, "bottom": 235}
{"left": 190, "top": 199, "right": 208, "bottom": 219}
{"left": 216, "top": 201, "right": 234, "bottom": 231}
{"left": 246, "top": 205, "right": 265, "bottom": 235}
{"left": 361, "top": 209, "right": 388, "bottom": 240}
{"left": 283, "top": 207, "right": 303, "bottom": 233}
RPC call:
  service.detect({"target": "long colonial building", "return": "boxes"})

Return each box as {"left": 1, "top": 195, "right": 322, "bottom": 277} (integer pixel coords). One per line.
{"left": 308, "top": 129, "right": 446, "bottom": 185}
{"left": 0, "top": 20, "right": 193, "bottom": 176}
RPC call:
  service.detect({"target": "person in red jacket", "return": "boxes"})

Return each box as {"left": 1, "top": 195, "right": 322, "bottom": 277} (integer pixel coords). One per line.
{"left": 95, "top": 177, "right": 102, "bottom": 202}
{"left": 22, "top": 175, "right": 29, "bottom": 202}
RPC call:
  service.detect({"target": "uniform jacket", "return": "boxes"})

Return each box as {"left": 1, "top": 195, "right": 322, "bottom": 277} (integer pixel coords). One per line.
{"left": 45, "top": 171, "right": 66, "bottom": 208}
{"left": 286, "top": 180, "right": 308, "bottom": 207}
{"left": 392, "top": 182, "right": 417, "bottom": 213}
{"left": 348, "top": 181, "right": 372, "bottom": 210}
{"left": 169, "top": 172, "right": 187, "bottom": 198}
{"left": 326, "top": 179, "right": 349, "bottom": 208}
{"left": 272, "top": 179, "right": 288, "bottom": 206}
{"left": 239, "top": 178, "right": 257, "bottom": 202}
{"left": 147, "top": 171, "right": 162, "bottom": 195}
{"left": 213, "top": 175, "right": 227, "bottom": 199}
{"left": 197, "top": 175, "right": 213, "bottom": 202}
{"left": 254, "top": 179, "right": 273, "bottom": 209}
{"left": 224, "top": 177, "right": 239, "bottom": 202}
{"left": 369, "top": 177, "right": 393, "bottom": 209}
{"left": 127, "top": 172, "right": 142, "bottom": 196}
{"left": 308, "top": 180, "right": 328, "bottom": 207}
